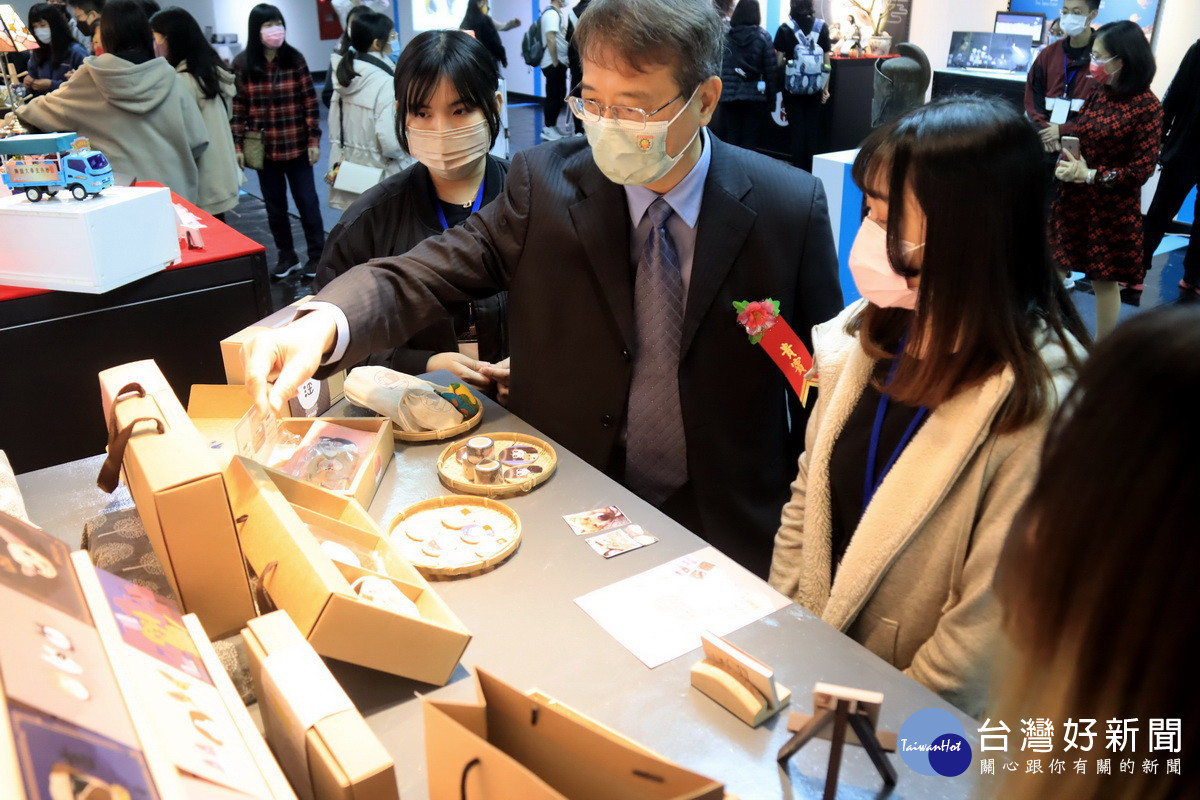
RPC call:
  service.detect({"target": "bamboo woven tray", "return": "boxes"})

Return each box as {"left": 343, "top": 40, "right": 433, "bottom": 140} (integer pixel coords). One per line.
{"left": 387, "top": 495, "right": 521, "bottom": 579}
{"left": 392, "top": 406, "right": 483, "bottom": 442}
{"left": 435, "top": 432, "right": 556, "bottom": 498}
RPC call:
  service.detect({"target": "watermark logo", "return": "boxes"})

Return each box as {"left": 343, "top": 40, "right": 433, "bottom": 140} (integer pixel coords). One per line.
{"left": 898, "top": 708, "right": 973, "bottom": 777}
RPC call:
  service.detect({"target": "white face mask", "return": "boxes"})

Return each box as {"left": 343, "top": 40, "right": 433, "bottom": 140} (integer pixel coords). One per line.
{"left": 34, "top": 27, "right": 53, "bottom": 44}
{"left": 1059, "top": 13, "right": 1089, "bottom": 38}
{"left": 583, "top": 87, "right": 700, "bottom": 186}
{"left": 407, "top": 119, "right": 491, "bottom": 180}
{"left": 847, "top": 219, "right": 923, "bottom": 310}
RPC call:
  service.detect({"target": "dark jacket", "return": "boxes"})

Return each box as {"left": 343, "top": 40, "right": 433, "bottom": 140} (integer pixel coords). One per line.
{"left": 465, "top": 15, "right": 507, "bottom": 68}
{"left": 27, "top": 42, "right": 88, "bottom": 95}
{"left": 721, "top": 24, "right": 778, "bottom": 103}
{"left": 314, "top": 155, "right": 510, "bottom": 372}
{"left": 313, "top": 135, "right": 843, "bottom": 577}
{"left": 1161, "top": 39, "right": 1200, "bottom": 176}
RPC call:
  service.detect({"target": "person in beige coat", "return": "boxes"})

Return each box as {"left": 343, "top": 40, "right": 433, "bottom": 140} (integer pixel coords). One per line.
{"left": 15, "top": 1, "right": 208, "bottom": 204}
{"left": 769, "top": 97, "right": 1090, "bottom": 718}
{"left": 151, "top": 7, "right": 245, "bottom": 217}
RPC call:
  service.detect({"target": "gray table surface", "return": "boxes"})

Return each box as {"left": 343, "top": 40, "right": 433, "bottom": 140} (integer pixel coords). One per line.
{"left": 17, "top": 383, "right": 980, "bottom": 800}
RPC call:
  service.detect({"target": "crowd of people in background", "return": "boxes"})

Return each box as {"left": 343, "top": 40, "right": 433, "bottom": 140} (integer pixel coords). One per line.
{"left": 1, "top": 0, "right": 1198, "bottom": 796}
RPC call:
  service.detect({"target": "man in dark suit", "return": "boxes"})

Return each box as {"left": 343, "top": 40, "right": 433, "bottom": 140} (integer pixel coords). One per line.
{"left": 245, "top": 0, "right": 842, "bottom": 577}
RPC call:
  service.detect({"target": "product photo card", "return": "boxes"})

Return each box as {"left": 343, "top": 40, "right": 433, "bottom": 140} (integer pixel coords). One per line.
{"left": 563, "top": 505, "right": 632, "bottom": 536}
{"left": 0, "top": 584, "right": 139, "bottom": 747}
{"left": 585, "top": 525, "right": 659, "bottom": 558}
{"left": 7, "top": 702, "right": 160, "bottom": 800}
{"left": 0, "top": 510, "right": 90, "bottom": 622}
{"left": 95, "top": 568, "right": 212, "bottom": 683}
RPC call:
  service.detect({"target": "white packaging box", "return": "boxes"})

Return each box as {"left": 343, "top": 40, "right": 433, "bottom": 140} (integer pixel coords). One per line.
{"left": 0, "top": 185, "right": 180, "bottom": 293}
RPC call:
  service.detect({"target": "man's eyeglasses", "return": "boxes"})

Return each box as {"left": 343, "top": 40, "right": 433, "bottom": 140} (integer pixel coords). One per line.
{"left": 566, "top": 89, "right": 684, "bottom": 130}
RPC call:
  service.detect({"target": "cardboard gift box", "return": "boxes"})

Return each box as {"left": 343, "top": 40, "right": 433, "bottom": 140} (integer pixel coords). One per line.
{"left": 97, "top": 359, "right": 255, "bottom": 639}
{"left": 0, "top": 185, "right": 178, "bottom": 293}
{"left": 220, "top": 297, "right": 345, "bottom": 412}
{"left": 424, "top": 669, "right": 725, "bottom": 800}
{"left": 226, "top": 456, "right": 472, "bottom": 684}
{"left": 243, "top": 610, "right": 399, "bottom": 800}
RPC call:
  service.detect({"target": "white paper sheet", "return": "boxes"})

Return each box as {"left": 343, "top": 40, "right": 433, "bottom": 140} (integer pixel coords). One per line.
{"left": 574, "top": 547, "right": 791, "bottom": 668}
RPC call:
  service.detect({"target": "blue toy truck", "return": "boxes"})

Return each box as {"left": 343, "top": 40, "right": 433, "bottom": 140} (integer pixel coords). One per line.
{"left": 0, "top": 132, "right": 114, "bottom": 201}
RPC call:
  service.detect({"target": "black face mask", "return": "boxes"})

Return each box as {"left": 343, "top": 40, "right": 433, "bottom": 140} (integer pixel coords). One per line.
{"left": 76, "top": 16, "right": 95, "bottom": 37}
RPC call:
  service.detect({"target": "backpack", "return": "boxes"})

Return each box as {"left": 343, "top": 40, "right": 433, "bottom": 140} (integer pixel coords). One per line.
{"left": 784, "top": 18, "right": 827, "bottom": 95}
{"left": 521, "top": 9, "right": 548, "bottom": 67}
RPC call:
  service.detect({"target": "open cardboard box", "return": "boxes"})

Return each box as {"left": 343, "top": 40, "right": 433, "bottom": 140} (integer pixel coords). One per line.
{"left": 98, "top": 360, "right": 255, "bottom": 639}
{"left": 220, "top": 297, "right": 344, "bottom": 408}
{"left": 226, "top": 456, "right": 472, "bottom": 684}
{"left": 244, "top": 611, "right": 399, "bottom": 800}
{"left": 188, "top": 384, "right": 392, "bottom": 511}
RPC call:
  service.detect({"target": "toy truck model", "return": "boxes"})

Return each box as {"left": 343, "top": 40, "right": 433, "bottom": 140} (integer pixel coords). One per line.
{"left": 0, "top": 132, "right": 114, "bottom": 201}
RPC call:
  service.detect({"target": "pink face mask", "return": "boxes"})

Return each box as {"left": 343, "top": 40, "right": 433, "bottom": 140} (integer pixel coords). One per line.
{"left": 260, "top": 24, "right": 286, "bottom": 49}
{"left": 847, "top": 218, "right": 923, "bottom": 310}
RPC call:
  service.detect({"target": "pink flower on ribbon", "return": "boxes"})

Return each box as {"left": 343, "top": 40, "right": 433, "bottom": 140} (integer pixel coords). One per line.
{"left": 736, "top": 300, "right": 778, "bottom": 337}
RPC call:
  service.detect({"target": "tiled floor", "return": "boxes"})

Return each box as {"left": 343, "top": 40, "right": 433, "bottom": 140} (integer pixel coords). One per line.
{"left": 223, "top": 91, "right": 1194, "bottom": 332}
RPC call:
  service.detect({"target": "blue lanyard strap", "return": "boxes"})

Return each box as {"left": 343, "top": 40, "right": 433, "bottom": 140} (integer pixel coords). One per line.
{"left": 434, "top": 176, "right": 486, "bottom": 230}
{"left": 863, "top": 342, "right": 929, "bottom": 515}
{"left": 1063, "top": 52, "right": 1079, "bottom": 99}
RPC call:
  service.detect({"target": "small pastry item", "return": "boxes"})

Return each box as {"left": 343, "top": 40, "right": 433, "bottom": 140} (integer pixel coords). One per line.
{"left": 498, "top": 445, "right": 539, "bottom": 466}
{"left": 459, "top": 524, "right": 484, "bottom": 545}
{"left": 472, "top": 459, "right": 501, "bottom": 484}
{"left": 503, "top": 465, "right": 544, "bottom": 483}
{"left": 422, "top": 532, "right": 457, "bottom": 559}
{"left": 351, "top": 576, "right": 420, "bottom": 617}
{"left": 441, "top": 507, "right": 479, "bottom": 529}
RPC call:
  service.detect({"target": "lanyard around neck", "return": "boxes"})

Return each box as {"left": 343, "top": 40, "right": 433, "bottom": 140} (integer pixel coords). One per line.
{"left": 863, "top": 339, "right": 929, "bottom": 516}
{"left": 434, "top": 176, "right": 485, "bottom": 231}
{"left": 1063, "top": 52, "right": 1080, "bottom": 99}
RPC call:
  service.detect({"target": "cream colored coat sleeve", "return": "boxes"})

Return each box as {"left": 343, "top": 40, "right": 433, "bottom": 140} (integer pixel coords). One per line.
{"left": 901, "top": 427, "right": 1041, "bottom": 712}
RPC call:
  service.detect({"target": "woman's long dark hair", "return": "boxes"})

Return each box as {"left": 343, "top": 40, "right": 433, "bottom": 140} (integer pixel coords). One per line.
{"left": 993, "top": 304, "right": 1200, "bottom": 800}
{"left": 731, "top": 0, "right": 760, "bottom": 27}
{"left": 849, "top": 95, "right": 1090, "bottom": 432}
{"left": 336, "top": 10, "right": 393, "bottom": 87}
{"left": 393, "top": 30, "right": 501, "bottom": 151}
{"left": 150, "top": 6, "right": 230, "bottom": 99}
{"left": 459, "top": 0, "right": 487, "bottom": 30}
{"left": 1096, "top": 20, "right": 1156, "bottom": 98}
{"left": 27, "top": 3, "right": 74, "bottom": 66}
{"left": 242, "top": 3, "right": 300, "bottom": 76}
{"left": 99, "top": 0, "right": 154, "bottom": 63}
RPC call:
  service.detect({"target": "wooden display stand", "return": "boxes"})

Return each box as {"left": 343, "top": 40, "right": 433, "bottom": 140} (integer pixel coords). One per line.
{"left": 690, "top": 633, "right": 790, "bottom": 727}
{"left": 777, "top": 683, "right": 897, "bottom": 800}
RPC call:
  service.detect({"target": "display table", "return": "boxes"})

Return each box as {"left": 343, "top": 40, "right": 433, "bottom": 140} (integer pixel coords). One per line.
{"left": 931, "top": 68, "right": 1027, "bottom": 111}
{"left": 0, "top": 185, "right": 268, "bottom": 472}
{"left": 17, "top": 382, "right": 980, "bottom": 800}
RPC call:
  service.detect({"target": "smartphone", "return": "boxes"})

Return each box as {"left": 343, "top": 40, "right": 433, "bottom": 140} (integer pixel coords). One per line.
{"left": 1061, "top": 136, "right": 1081, "bottom": 160}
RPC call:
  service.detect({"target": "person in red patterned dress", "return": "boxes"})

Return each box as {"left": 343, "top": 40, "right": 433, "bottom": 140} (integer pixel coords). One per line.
{"left": 231, "top": 3, "right": 327, "bottom": 280}
{"left": 1050, "top": 20, "right": 1161, "bottom": 339}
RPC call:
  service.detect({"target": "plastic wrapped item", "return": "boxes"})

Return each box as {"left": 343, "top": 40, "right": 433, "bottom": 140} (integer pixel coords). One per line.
{"left": 305, "top": 523, "right": 385, "bottom": 575}
{"left": 233, "top": 405, "right": 302, "bottom": 466}
{"left": 350, "top": 576, "right": 420, "bottom": 618}
{"left": 277, "top": 421, "right": 376, "bottom": 493}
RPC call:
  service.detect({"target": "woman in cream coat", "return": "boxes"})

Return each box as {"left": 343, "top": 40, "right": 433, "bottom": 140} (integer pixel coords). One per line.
{"left": 328, "top": 11, "right": 412, "bottom": 211}
{"left": 769, "top": 97, "right": 1090, "bottom": 717}
{"left": 151, "top": 8, "right": 244, "bottom": 217}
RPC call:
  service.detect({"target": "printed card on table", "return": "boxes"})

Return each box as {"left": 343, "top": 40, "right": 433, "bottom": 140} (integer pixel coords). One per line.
{"left": 563, "top": 505, "right": 632, "bottom": 536}
{"left": 0, "top": 584, "right": 139, "bottom": 748}
{"left": 0, "top": 510, "right": 90, "bottom": 622}
{"left": 95, "top": 567, "right": 211, "bottom": 683}
{"left": 585, "top": 525, "right": 659, "bottom": 558}
{"left": 125, "top": 648, "right": 271, "bottom": 797}
{"left": 8, "top": 702, "right": 159, "bottom": 800}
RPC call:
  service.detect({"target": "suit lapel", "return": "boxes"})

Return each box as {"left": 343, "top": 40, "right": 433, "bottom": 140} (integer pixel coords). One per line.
{"left": 569, "top": 159, "right": 635, "bottom": 349}
{"left": 821, "top": 361, "right": 1015, "bottom": 632}
{"left": 682, "top": 137, "right": 755, "bottom": 357}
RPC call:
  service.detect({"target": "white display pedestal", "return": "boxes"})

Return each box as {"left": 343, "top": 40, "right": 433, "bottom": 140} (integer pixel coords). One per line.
{"left": 0, "top": 185, "right": 179, "bottom": 294}
{"left": 813, "top": 148, "right": 862, "bottom": 304}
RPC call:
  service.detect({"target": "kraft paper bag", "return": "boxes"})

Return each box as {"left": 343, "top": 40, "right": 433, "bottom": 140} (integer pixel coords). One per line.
{"left": 424, "top": 669, "right": 724, "bottom": 800}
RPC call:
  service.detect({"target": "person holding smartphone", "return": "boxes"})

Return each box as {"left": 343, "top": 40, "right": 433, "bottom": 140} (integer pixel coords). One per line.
{"left": 1050, "top": 21, "right": 1161, "bottom": 338}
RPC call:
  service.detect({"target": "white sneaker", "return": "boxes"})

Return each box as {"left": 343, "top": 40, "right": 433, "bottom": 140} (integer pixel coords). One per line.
{"left": 541, "top": 126, "right": 563, "bottom": 141}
